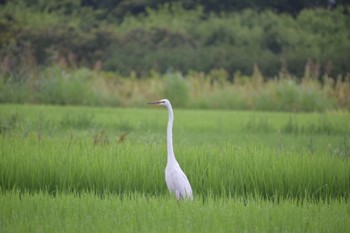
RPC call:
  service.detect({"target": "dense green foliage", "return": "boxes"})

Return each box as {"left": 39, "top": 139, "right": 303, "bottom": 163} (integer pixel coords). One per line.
{"left": 1, "top": 67, "right": 349, "bottom": 111}
{"left": 1, "top": 0, "right": 345, "bottom": 17}
{"left": 0, "top": 1, "right": 349, "bottom": 77}
{"left": 0, "top": 104, "right": 349, "bottom": 232}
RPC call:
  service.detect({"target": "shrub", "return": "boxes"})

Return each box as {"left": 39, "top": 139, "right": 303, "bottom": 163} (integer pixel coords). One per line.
{"left": 34, "top": 68, "right": 99, "bottom": 105}
{"left": 0, "top": 76, "right": 30, "bottom": 103}
{"left": 163, "top": 72, "right": 189, "bottom": 108}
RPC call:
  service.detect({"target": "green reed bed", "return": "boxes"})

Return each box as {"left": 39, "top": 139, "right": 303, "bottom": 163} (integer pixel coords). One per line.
{"left": 0, "top": 191, "right": 349, "bottom": 233}
{"left": 0, "top": 104, "right": 349, "bottom": 232}
{"left": 1, "top": 133, "right": 349, "bottom": 199}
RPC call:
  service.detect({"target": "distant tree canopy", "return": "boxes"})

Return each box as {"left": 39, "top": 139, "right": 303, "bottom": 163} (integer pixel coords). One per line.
{"left": 0, "top": 0, "right": 349, "bottom": 78}
{"left": 2, "top": 0, "right": 349, "bottom": 19}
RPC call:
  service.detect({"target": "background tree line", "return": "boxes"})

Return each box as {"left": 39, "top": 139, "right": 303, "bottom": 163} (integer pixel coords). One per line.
{"left": 0, "top": 0, "right": 349, "bottom": 79}
{"left": 1, "top": 0, "right": 347, "bottom": 18}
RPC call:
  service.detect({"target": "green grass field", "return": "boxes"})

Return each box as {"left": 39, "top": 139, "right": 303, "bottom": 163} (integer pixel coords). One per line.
{"left": 0, "top": 104, "right": 349, "bottom": 232}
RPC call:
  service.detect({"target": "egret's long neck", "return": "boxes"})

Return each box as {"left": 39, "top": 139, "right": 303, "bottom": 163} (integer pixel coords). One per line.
{"left": 166, "top": 103, "right": 176, "bottom": 163}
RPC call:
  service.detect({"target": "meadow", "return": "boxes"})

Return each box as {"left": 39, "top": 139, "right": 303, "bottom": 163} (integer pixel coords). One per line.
{"left": 0, "top": 104, "right": 349, "bottom": 232}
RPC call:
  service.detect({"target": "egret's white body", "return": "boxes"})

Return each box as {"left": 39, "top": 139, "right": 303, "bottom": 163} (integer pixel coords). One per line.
{"left": 149, "top": 99, "right": 193, "bottom": 200}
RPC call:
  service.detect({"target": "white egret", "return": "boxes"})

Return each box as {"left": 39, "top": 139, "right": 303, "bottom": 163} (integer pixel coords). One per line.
{"left": 148, "top": 99, "right": 193, "bottom": 200}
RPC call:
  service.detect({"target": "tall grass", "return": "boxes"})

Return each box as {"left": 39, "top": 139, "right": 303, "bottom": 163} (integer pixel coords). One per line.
{"left": 1, "top": 136, "right": 348, "bottom": 199}
{"left": 1, "top": 104, "right": 349, "bottom": 199}
{"left": 1, "top": 104, "right": 349, "bottom": 232}
{"left": 1, "top": 66, "right": 349, "bottom": 111}
{"left": 1, "top": 191, "right": 349, "bottom": 233}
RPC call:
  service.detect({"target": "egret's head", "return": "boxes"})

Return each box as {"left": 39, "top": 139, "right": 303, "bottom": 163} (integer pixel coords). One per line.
{"left": 148, "top": 99, "right": 169, "bottom": 106}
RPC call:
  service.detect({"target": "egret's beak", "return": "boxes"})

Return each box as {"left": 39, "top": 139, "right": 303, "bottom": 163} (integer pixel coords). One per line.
{"left": 148, "top": 100, "right": 164, "bottom": 105}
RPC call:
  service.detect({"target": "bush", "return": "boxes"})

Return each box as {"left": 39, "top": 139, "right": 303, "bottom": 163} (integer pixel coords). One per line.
{"left": 35, "top": 68, "right": 99, "bottom": 105}
{"left": 163, "top": 72, "right": 189, "bottom": 108}
{"left": 0, "top": 77, "right": 30, "bottom": 103}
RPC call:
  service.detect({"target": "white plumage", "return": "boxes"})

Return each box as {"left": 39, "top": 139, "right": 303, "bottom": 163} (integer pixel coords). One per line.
{"left": 148, "top": 99, "right": 193, "bottom": 200}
